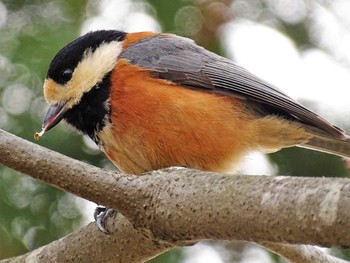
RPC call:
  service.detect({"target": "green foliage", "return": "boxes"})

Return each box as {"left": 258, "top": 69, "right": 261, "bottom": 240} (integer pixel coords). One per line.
{"left": 148, "top": 248, "right": 183, "bottom": 263}
{"left": 270, "top": 148, "right": 349, "bottom": 177}
{"left": 146, "top": 0, "right": 188, "bottom": 32}
{"left": 0, "top": 0, "right": 93, "bottom": 259}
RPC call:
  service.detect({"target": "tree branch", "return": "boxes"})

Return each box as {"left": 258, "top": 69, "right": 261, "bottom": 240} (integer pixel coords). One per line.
{"left": 1, "top": 215, "right": 172, "bottom": 263}
{"left": 1, "top": 128, "right": 349, "bottom": 262}
{"left": 258, "top": 242, "right": 349, "bottom": 263}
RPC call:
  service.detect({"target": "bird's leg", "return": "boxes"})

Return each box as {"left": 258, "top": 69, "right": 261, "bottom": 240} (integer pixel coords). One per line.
{"left": 94, "top": 206, "right": 117, "bottom": 234}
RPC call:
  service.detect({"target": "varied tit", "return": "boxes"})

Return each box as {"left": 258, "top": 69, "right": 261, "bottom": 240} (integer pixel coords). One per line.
{"left": 36, "top": 30, "right": 350, "bottom": 175}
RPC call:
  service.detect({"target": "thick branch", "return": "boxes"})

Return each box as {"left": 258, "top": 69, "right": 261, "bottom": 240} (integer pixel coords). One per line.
{"left": 1, "top": 129, "right": 350, "bottom": 262}
{"left": 2, "top": 214, "right": 172, "bottom": 263}
{"left": 258, "top": 242, "right": 349, "bottom": 263}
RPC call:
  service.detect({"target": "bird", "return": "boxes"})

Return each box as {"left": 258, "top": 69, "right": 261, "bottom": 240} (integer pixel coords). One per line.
{"left": 35, "top": 30, "right": 350, "bottom": 232}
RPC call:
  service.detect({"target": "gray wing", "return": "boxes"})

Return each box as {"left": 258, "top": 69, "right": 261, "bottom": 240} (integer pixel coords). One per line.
{"left": 119, "top": 34, "right": 343, "bottom": 137}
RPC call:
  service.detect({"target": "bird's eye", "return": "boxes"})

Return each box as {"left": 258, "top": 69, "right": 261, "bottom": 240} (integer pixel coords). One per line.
{"left": 60, "top": 69, "right": 73, "bottom": 82}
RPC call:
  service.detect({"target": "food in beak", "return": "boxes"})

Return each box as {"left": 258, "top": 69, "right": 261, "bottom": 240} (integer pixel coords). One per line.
{"left": 34, "top": 103, "right": 68, "bottom": 140}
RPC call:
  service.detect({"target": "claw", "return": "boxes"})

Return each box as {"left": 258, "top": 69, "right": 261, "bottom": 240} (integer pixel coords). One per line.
{"left": 94, "top": 206, "right": 116, "bottom": 234}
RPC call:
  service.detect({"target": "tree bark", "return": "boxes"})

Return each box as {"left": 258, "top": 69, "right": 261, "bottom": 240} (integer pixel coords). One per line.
{"left": 259, "top": 242, "right": 349, "bottom": 263}
{"left": 1, "top": 215, "right": 172, "bottom": 263}
{"left": 1, "top": 129, "right": 349, "bottom": 263}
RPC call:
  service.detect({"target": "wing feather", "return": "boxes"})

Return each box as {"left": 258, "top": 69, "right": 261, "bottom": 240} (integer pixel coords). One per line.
{"left": 119, "top": 34, "right": 344, "bottom": 137}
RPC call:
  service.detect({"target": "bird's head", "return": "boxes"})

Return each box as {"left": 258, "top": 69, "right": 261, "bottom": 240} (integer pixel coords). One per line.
{"left": 35, "top": 30, "right": 126, "bottom": 139}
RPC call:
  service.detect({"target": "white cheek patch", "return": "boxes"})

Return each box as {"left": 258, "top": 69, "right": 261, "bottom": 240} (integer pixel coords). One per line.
{"left": 65, "top": 40, "right": 123, "bottom": 108}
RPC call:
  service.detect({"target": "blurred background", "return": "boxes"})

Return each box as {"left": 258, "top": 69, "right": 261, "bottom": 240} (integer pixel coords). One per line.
{"left": 1, "top": 0, "right": 350, "bottom": 262}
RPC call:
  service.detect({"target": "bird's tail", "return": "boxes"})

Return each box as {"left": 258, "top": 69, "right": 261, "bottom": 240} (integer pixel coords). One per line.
{"left": 300, "top": 133, "right": 350, "bottom": 158}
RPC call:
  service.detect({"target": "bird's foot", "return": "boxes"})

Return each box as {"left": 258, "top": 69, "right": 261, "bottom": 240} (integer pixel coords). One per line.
{"left": 94, "top": 206, "right": 117, "bottom": 234}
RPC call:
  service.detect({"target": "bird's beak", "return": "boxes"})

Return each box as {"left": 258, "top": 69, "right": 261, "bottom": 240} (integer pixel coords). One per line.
{"left": 34, "top": 103, "right": 68, "bottom": 140}
{"left": 43, "top": 103, "right": 68, "bottom": 132}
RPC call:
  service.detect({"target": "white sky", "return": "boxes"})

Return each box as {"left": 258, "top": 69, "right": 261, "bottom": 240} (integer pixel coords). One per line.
{"left": 79, "top": 1, "right": 350, "bottom": 262}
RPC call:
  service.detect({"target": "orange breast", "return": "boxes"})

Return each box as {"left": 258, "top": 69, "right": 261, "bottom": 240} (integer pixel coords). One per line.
{"left": 97, "top": 59, "right": 262, "bottom": 174}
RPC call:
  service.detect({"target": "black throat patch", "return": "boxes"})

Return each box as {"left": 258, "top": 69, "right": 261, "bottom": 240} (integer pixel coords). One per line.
{"left": 63, "top": 72, "right": 112, "bottom": 144}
